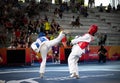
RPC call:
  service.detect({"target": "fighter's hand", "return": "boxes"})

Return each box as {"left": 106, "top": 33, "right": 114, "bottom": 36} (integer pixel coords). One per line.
{"left": 70, "top": 42, "right": 73, "bottom": 46}
{"left": 70, "top": 40, "right": 76, "bottom": 45}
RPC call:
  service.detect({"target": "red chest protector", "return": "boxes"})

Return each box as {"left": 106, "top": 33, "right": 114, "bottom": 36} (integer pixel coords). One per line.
{"left": 78, "top": 42, "right": 89, "bottom": 49}
{"left": 77, "top": 34, "right": 94, "bottom": 49}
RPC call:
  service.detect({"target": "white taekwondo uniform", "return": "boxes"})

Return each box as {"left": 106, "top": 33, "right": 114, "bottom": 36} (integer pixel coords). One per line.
{"left": 31, "top": 31, "right": 65, "bottom": 76}
{"left": 68, "top": 24, "right": 98, "bottom": 78}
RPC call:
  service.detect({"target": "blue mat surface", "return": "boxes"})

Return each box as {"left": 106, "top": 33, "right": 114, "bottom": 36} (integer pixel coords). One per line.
{"left": 0, "top": 61, "right": 120, "bottom": 83}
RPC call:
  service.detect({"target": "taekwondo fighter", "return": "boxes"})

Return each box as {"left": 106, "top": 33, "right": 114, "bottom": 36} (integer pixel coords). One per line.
{"left": 68, "top": 24, "right": 98, "bottom": 79}
{"left": 31, "top": 31, "right": 66, "bottom": 78}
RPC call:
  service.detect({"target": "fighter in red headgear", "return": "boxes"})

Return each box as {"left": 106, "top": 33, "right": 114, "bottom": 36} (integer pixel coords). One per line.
{"left": 88, "top": 24, "right": 98, "bottom": 35}
{"left": 68, "top": 24, "right": 98, "bottom": 79}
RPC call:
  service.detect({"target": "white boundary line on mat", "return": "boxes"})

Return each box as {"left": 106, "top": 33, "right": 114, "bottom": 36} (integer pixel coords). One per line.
{"left": 5, "top": 73, "right": 114, "bottom": 83}
{"left": 0, "top": 68, "right": 120, "bottom": 74}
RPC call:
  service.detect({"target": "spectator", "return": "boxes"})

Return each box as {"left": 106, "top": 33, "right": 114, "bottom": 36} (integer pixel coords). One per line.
{"left": 61, "top": 35, "right": 67, "bottom": 47}
{"left": 59, "top": 9, "right": 63, "bottom": 19}
{"left": 98, "top": 45, "right": 107, "bottom": 63}
{"left": 83, "top": 7, "right": 88, "bottom": 17}
{"left": 67, "top": 34, "right": 74, "bottom": 46}
{"left": 39, "top": 20, "right": 45, "bottom": 33}
{"left": 117, "top": 4, "right": 120, "bottom": 11}
{"left": 75, "top": 16, "right": 80, "bottom": 27}
{"left": 102, "top": 33, "right": 107, "bottom": 45}
{"left": 52, "top": 44, "right": 60, "bottom": 63}
{"left": 106, "top": 3, "right": 112, "bottom": 13}
{"left": 75, "top": 16, "right": 83, "bottom": 27}
{"left": 70, "top": 15, "right": 76, "bottom": 26}
{"left": 99, "top": 3, "right": 104, "bottom": 12}
{"left": 14, "top": 28, "right": 21, "bottom": 38}
{"left": 54, "top": 8, "right": 59, "bottom": 17}
{"left": 44, "top": 20, "right": 51, "bottom": 34}
{"left": 98, "top": 33, "right": 107, "bottom": 46}
{"left": 4, "top": 20, "right": 13, "bottom": 31}
{"left": 97, "top": 33, "right": 102, "bottom": 46}
{"left": 50, "top": 19, "right": 60, "bottom": 34}
{"left": 28, "top": 20, "right": 34, "bottom": 34}
{"left": 88, "top": 0, "right": 95, "bottom": 8}
{"left": 8, "top": 42, "right": 15, "bottom": 48}
{"left": 44, "top": 14, "right": 48, "bottom": 21}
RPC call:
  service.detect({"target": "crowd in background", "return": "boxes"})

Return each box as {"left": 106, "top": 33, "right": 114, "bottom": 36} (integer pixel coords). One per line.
{"left": 0, "top": 0, "right": 89, "bottom": 63}
{"left": 0, "top": 0, "right": 58, "bottom": 48}
{"left": 1, "top": 0, "right": 120, "bottom": 48}
{"left": 0, "top": 0, "right": 120, "bottom": 64}
{"left": 0, "top": 0, "right": 90, "bottom": 49}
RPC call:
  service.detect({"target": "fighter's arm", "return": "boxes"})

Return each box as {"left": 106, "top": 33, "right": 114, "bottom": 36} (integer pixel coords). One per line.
{"left": 71, "top": 34, "right": 92, "bottom": 45}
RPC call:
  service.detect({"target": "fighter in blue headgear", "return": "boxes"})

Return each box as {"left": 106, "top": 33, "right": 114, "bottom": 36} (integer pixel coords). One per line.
{"left": 31, "top": 30, "right": 66, "bottom": 78}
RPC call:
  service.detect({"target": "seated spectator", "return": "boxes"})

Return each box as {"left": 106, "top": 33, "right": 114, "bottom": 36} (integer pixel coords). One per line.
{"left": 54, "top": 8, "right": 59, "bottom": 17}
{"left": 117, "top": 4, "right": 120, "bottom": 11}
{"left": 74, "top": 16, "right": 80, "bottom": 26}
{"left": 73, "top": 16, "right": 83, "bottom": 27}
{"left": 0, "top": 35, "right": 6, "bottom": 46}
{"left": 44, "top": 20, "right": 51, "bottom": 34}
{"left": 112, "top": 6, "right": 116, "bottom": 12}
{"left": 106, "top": 3, "right": 112, "bottom": 13}
{"left": 44, "top": 14, "right": 48, "bottom": 22}
{"left": 14, "top": 28, "right": 21, "bottom": 38}
{"left": 102, "top": 33, "right": 107, "bottom": 45}
{"left": 99, "top": 3, "right": 104, "bottom": 12}
{"left": 83, "top": 7, "right": 88, "bottom": 17}
{"left": 70, "top": 15, "right": 76, "bottom": 25}
{"left": 4, "top": 20, "right": 13, "bottom": 31}
{"left": 88, "top": 0, "right": 95, "bottom": 8}
{"left": 22, "top": 15, "right": 28, "bottom": 26}
{"left": 59, "top": 9, "right": 63, "bottom": 19}
{"left": 8, "top": 42, "right": 15, "bottom": 48}
{"left": 50, "top": 19, "right": 60, "bottom": 33}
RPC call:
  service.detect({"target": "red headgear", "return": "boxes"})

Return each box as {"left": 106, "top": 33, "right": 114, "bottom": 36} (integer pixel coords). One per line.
{"left": 88, "top": 24, "right": 98, "bottom": 35}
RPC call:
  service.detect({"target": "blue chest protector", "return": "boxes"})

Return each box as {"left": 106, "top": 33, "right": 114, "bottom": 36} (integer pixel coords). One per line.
{"left": 35, "top": 36, "right": 48, "bottom": 48}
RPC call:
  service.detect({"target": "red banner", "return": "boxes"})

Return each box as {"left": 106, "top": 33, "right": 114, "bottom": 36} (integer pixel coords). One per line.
{"left": 0, "top": 46, "right": 120, "bottom": 65}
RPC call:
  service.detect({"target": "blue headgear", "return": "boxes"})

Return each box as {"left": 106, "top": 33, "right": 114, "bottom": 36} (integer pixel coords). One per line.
{"left": 38, "top": 32, "right": 45, "bottom": 38}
